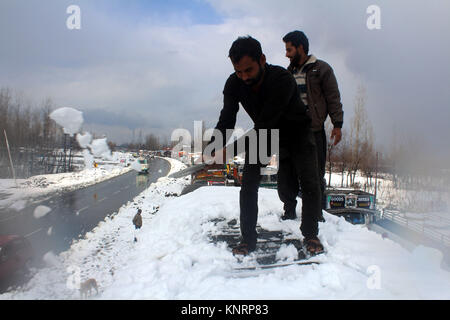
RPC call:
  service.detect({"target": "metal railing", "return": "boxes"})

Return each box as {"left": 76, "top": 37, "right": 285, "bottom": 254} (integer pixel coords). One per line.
{"left": 381, "top": 209, "right": 450, "bottom": 247}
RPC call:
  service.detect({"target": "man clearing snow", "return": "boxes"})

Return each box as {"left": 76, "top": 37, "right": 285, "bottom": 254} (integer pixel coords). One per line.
{"left": 204, "top": 36, "right": 323, "bottom": 256}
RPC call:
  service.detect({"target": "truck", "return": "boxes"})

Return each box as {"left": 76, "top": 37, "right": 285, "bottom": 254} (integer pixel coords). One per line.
{"left": 324, "top": 188, "right": 378, "bottom": 225}
{"left": 137, "top": 157, "right": 149, "bottom": 174}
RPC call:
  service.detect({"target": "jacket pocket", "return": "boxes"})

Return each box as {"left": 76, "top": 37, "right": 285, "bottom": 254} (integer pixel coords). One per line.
{"left": 310, "top": 103, "right": 322, "bottom": 129}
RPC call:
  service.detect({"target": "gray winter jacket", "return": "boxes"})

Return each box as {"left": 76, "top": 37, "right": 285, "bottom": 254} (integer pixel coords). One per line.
{"left": 288, "top": 56, "right": 344, "bottom": 132}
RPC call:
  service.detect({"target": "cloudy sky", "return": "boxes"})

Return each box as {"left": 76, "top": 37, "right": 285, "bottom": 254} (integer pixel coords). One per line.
{"left": 1, "top": 0, "right": 449, "bottom": 159}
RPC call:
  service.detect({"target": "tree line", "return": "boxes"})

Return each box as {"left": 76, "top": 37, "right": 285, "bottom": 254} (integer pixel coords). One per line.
{"left": 326, "top": 85, "right": 449, "bottom": 195}
{"left": 0, "top": 88, "right": 65, "bottom": 149}
{"left": 0, "top": 87, "right": 172, "bottom": 178}
{"left": 0, "top": 87, "right": 171, "bottom": 153}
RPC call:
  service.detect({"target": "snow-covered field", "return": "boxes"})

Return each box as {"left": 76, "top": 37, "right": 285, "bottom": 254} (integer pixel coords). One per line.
{"left": 326, "top": 170, "right": 450, "bottom": 213}
{"left": 1, "top": 158, "right": 449, "bottom": 300}
{"left": 326, "top": 171, "right": 450, "bottom": 244}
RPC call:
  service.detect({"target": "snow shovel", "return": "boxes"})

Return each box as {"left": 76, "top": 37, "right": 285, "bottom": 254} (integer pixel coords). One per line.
{"left": 168, "top": 128, "right": 258, "bottom": 179}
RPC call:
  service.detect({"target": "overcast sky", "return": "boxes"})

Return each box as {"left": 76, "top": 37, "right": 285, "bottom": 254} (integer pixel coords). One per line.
{"left": 1, "top": 0, "right": 449, "bottom": 159}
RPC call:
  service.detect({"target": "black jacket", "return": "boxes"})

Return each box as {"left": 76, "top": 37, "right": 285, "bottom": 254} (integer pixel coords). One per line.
{"left": 211, "top": 64, "right": 311, "bottom": 151}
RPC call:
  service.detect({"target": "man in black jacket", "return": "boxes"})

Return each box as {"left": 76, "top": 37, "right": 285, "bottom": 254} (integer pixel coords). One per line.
{"left": 205, "top": 36, "right": 323, "bottom": 255}
{"left": 281, "top": 30, "right": 344, "bottom": 222}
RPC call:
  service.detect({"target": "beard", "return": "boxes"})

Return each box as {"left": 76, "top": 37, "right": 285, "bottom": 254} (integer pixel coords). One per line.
{"left": 243, "top": 64, "right": 264, "bottom": 86}
{"left": 288, "top": 52, "right": 303, "bottom": 70}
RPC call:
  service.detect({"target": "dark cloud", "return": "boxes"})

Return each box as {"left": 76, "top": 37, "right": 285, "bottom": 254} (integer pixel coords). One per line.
{"left": 82, "top": 108, "right": 148, "bottom": 130}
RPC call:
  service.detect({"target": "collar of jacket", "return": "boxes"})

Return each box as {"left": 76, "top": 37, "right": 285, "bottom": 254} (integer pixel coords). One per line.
{"left": 289, "top": 54, "right": 317, "bottom": 73}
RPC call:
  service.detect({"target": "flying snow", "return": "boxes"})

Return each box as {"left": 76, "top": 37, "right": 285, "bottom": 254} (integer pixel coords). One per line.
{"left": 33, "top": 205, "right": 51, "bottom": 219}
{"left": 49, "top": 107, "right": 83, "bottom": 136}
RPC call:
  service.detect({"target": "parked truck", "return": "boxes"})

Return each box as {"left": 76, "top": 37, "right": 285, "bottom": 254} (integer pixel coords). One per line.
{"left": 324, "top": 188, "right": 378, "bottom": 225}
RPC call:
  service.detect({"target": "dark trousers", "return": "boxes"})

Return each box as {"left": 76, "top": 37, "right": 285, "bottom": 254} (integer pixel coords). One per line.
{"left": 276, "top": 130, "right": 322, "bottom": 239}
{"left": 314, "top": 129, "right": 328, "bottom": 208}
{"left": 239, "top": 162, "right": 263, "bottom": 248}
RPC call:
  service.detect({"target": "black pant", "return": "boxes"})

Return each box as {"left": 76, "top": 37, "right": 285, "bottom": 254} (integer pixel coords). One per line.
{"left": 276, "top": 130, "right": 322, "bottom": 239}
{"left": 314, "top": 129, "right": 327, "bottom": 208}
{"left": 239, "top": 162, "right": 263, "bottom": 249}
{"left": 239, "top": 130, "right": 321, "bottom": 245}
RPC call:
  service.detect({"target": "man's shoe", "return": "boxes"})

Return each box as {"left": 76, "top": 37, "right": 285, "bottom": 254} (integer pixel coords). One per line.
{"left": 281, "top": 214, "right": 297, "bottom": 220}
{"left": 303, "top": 237, "right": 324, "bottom": 255}
{"left": 318, "top": 215, "right": 326, "bottom": 222}
{"left": 232, "top": 242, "right": 256, "bottom": 255}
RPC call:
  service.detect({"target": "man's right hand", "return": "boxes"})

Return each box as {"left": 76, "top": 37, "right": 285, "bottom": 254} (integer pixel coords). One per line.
{"left": 330, "top": 128, "right": 342, "bottom": 146}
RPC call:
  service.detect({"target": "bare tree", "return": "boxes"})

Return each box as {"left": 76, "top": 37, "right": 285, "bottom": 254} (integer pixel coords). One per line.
{"left": 349, "top": 85, "right": 374, "bottom": 187}
{"left": 41, "top": 98, "right": 59, "bottom": 148}
{"left": 360, "top": 125, "right": 376, "bottom": 189}
{"left": 0, "top": 88, "right": 12, "bottom": 137}
{"left": 144, "top": 133, "right": 161, "bottom": 150}
{"left": 0, "top": 88, "right": 66, "bottom": 177}
{"left": 330, "top": 127, "right": 351, "bottom": 187}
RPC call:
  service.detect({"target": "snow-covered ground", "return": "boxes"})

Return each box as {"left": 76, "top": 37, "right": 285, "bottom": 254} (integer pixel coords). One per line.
{"left": 0, "top": 158, "right": 132, "bottom": 210}
{"left": 326, "top": 171, "right": 450, "bottom": 245}
{"left": 1, "top": 158, "right": 449, "bottom": 300}
{"left": 326, "top": 170, "right": 450, "bottom": 212}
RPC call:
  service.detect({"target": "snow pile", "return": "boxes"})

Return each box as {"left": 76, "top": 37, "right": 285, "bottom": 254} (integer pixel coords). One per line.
{"left": 1, "top": 163, "right": 449, "bottom": 300}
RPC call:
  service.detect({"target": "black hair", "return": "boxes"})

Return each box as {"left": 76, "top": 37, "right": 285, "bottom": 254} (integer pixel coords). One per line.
{"left": 228, "top": 36, "right": 263, "bottom": 64}
{"left": 283, "top": 30, "right": 309, "bottom": 55}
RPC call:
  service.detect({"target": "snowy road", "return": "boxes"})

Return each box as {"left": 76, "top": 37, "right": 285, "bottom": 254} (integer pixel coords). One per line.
{"left": 0, "top": 157, "right": 170, "bottom": 292}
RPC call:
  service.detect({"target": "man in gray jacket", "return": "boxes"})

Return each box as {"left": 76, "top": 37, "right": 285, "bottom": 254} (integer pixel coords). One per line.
{"left": 280, "top": 30, "right": 344, "bottom": 222}
{"left": 133, "top": 209, "right": 143, "bottom": 229}
{"left": 132, "top": 209, "right": 143, "bottom": 242}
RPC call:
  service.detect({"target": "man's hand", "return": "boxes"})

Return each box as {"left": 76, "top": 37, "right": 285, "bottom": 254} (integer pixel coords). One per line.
{"left": 330, "top": 128, "right": 342, "bottom": 146}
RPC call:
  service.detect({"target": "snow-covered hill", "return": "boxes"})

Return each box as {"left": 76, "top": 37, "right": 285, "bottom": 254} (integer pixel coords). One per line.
{"left": 1, "top": 159, "right": 449, "bottom": 300}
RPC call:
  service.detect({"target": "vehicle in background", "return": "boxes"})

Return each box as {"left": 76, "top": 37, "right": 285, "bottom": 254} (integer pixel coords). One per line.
{"left": 0, "top": 235, "right": 34, "bottom": 282}
{"left": 227, "top": 162, "right": 277, "bottom": 189}
{"left": 138, "top": 158, "right": 149, "bottom": 174}
{"left": 260, "top": 166, "right": 277, "bottom": 189}
{"left": 194, "top": 166, "right": 227, "bottom": 185}
{"left": 324, "top": 188, "right": 378, "bottom": 225}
